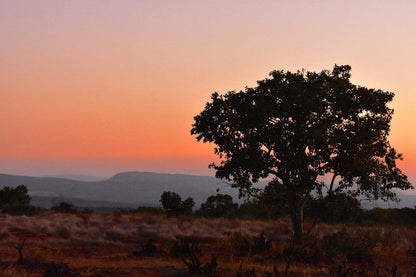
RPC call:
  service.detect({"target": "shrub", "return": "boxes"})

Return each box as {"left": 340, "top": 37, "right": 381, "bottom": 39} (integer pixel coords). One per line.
{"left": 237, "top": 199, "right": 284, "bottom": 219}
{"left": 305, "top": 193, "right": 362, "bottom": 223}
{"left": 197, "top": 194, "right": 238, "bottom": 218}
{"left": 51, "top": 202, "right": 76, "bottom": 213}
{"left": 0, "top": 185, "right": 31, "bottom": 207}
{"left": 2, "top": 204, "right": 38, "bottom": 216}
{"left": 160, "top": 191, "right": 194, "bottom": 217}
{"left": 363, "top": 207, "right": 416, "bottom": 226}
{"left": 0, "top": 185, "right": 37, "bottom": 215}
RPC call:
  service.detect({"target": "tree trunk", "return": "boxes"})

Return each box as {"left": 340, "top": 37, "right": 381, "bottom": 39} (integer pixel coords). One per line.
{"left": 290, "top": 200, "right": 304, "bottom": 241}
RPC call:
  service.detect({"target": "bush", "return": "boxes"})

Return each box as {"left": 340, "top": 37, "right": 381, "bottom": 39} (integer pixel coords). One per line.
{"left": 237, "top": 198, "right": 283, "bottom": 219}
{"left": 362, "top": 207, "right": 416, "bottom": 226}
{"left": 160, "top": 191, "right": 194, "bottom": 217}
{"left": 0, "top": 185, "right": 31, "bottom": 207}
{"left": 52, "top": 202, "right": 76, "bottom": 213}
{"left": 305, "top": 193, "right": 362, "bottom": 223}
{"left": 2, "top": 204, "right": 38, "bottom": 216}
{"left": 0, "top": 185, "right": 37, "bottom": 215}
{"left": 197, "top": 194, "right": 238, "bottom": 218}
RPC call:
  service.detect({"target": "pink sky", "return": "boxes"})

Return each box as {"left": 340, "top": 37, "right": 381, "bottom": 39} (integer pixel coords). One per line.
{"left": 1, "top": 1, "right": 415, "bottom": 189}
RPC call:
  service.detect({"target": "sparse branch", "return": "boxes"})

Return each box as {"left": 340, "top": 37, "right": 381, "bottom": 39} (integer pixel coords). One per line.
{"left": 328, "top": 173, "right": 337, "bottom": 195}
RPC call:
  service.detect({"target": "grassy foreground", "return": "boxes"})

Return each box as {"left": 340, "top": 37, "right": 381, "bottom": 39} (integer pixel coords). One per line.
{"left": 0, "top": 211, "right": 415, "bottom": 276}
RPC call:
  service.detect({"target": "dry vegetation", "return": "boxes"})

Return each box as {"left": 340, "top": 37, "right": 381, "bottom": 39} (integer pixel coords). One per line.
{"left": 0, "top": 211, "right": 415, "bottom": 276}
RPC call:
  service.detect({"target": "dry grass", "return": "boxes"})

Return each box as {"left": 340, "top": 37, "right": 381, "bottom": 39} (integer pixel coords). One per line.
{"left": 0, "top": 211, "right": 415, "bottom": 276}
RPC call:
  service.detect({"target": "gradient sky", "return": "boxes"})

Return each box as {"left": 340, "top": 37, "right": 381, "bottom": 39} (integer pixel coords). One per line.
{"left": 1, "top": 1, "right": 415, "bottom": 189}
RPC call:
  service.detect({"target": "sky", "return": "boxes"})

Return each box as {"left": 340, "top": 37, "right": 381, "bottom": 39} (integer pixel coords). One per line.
{"left": 1, "top": 1, "right": 415, "bottom": 189}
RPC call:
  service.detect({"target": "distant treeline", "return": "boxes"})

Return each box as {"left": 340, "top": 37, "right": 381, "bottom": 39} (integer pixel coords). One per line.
{"left": 156, "top": 190, "right": 416, "bottom": 227}
{"left": 1, "top": 185, "right": 415, "bottom": 227}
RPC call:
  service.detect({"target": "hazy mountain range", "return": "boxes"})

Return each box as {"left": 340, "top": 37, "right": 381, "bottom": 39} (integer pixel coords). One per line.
{"left": 0, "top": 171, "right": 241, "bottom": 209}
{"left": 0, "top": 171, "right": 414, "bottom": 210}
{"left": 40, "top": 174, "right": 107, "bottom": 182}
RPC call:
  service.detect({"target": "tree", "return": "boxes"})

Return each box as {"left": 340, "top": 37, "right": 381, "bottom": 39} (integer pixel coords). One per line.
{"left": 160, "top": 191, "right": 195, "bottom": 217}
{"left": 191, "top": 65, "right": 412, "bottom": 240}
{"left": 0, "top": 185, "right": 37, "bottom": 215}
{"left": 51, "top": 201, "right": 76, "bottom": 213}
{"left": 0, "top": 185, "right": 31, "bottom": 208}
{"left": 197, "top": 194, "right": 238, "bottom": 218}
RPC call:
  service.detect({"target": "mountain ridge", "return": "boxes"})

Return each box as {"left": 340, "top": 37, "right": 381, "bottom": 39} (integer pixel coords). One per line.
{"left": 0, "top": 171, "right": 238, "bottom": 207}
{"left": 0, "top": 171, "right": 414, "bottom": 209}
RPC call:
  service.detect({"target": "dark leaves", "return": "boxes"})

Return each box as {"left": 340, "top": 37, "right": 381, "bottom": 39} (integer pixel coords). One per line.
{"left": 191, "top": 65, "right": 412, "bottom": 201}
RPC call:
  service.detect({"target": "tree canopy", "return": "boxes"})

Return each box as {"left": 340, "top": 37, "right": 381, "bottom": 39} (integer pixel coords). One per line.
{"left": 159, "top": 191, "right": 195, "bottom": 217}
{"left": 197, "top": 194, "right": 238, "bottom": 218}
{"left": 191, "top": 65, "right": 412, "bottom": 239}
{"left": 0, "top": 185, "right": 31, "bottom": 208}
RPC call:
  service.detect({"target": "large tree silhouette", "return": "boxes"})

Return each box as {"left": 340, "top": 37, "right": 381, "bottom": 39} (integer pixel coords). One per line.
{"left": 191, "top": 65, "right": 412, "bottom": 240}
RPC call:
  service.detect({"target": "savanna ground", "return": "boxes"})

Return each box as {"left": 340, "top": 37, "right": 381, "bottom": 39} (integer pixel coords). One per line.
{"left": 0, "top": 211, "right": 415, "bottom": 276}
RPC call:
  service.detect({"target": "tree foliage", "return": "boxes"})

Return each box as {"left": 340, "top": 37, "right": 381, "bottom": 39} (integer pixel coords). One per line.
{"left": 0, "top": 185, "right": 31, "bottom": 208}
{"left": 197, "top": 194, "right": 238, "bottom": 218}
{"left": 160, "top": 191, "right": 195, "bottom": 217}
{"left": 305, "top": 192, "right": 362, "bottom": 223}
{"left": 191, "top": 65, "right": 412, "bottom": 239}
{"left": 52, "top": 201, "right": 76, "bottom": 213}
{"left": 0, "top": 185, "right": 37, "bottom": 215}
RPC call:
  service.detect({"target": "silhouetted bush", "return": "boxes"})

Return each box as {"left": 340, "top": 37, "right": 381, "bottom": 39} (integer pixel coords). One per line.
{"left": 362, "top": 207, "right": 416, "bottom": 226}
{"left": 51, "top": 201, "right": 76, "bottom": 213}
{"left": 237, "top": 198, "right": 284, "bottom": 219}
{"left": 2, "top": 204, "right": 38, "bottom": 216}
{"left": 197, "top": 194, "right": 238, "bottom": 218}
{"left": 305, "top": 193, "right": 362, "bottom": 223}
{"left": 160, "top": 191, "right": 194, "bottom": 217}
{"left": 0, "top": 185, "right": 31, "bottom": 207}
{"left": 0, "top": 185, "right": 37, "bottom": 215}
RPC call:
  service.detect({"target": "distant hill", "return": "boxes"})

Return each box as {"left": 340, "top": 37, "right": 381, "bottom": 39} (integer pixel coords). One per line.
{"left": 0, "top": 171, "right": 414, "bottom": 209}
{"left": 0, "top": 171, "right": 243, "bottom": 208}
{"left": 40, "top": 174, "right": 107, "bottom": 182}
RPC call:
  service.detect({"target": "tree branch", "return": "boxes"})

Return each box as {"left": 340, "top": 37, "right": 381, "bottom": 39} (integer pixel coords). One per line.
{"left": 328, "top": 173, "right": 337, "bottom": 195}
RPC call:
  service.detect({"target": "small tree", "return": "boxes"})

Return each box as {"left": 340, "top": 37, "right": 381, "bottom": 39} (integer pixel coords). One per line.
{"left": 160, "top": 191, "right": 195, "bottom": 217}
{"left": 192, "top": 65, "right": 412, "bottom": 240}
{"left": 0, "top": 185, "right": 31, "bottom": 208}
{"left": 0, "top": 185, "right": 37, "bottom": 215}
{"left": 51, "top": 201, "right": 76, "bottom": 213}
{"left": 197, "top": 194, "right": 238, "bottom": 218}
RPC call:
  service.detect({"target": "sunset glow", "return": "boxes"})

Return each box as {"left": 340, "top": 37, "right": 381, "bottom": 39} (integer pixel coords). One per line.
{"left": 1, "top": 1, "right": 415, "bottom": 186}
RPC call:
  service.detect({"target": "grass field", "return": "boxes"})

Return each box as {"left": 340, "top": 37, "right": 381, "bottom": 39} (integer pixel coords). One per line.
{"left": 0, "top": 211, "right": 415, "bottom": 276}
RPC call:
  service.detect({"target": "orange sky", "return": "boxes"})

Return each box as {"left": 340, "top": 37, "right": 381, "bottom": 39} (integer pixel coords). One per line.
{"left": 1, "top": 1, "right": 415, "bottom": 186}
